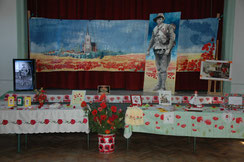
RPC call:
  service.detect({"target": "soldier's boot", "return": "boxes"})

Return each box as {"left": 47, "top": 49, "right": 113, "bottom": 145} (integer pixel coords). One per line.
{"left": 159, "top": 72, "right": 167, "bottom": 90}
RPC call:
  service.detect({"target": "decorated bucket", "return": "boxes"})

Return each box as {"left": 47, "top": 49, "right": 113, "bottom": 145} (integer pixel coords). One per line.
{"left": 98, "top": 134, "right": 115, "bottom": 154}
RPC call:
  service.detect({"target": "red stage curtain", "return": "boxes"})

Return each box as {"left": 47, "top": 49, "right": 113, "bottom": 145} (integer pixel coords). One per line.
{"left": 27, "top": 0, "right": 224, "bottom": 91}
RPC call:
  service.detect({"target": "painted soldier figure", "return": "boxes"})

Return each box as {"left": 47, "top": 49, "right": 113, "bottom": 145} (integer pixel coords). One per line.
{"left": 147, "top": 13, "right": 176, "bottom": 91}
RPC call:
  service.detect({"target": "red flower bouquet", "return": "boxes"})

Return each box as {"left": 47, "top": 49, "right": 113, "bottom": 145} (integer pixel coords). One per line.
{"left": 34, "top": 87, "right": 47, "bottom": 108}
{"left": 84, "top": 94, "right": 124, "bottom": 134}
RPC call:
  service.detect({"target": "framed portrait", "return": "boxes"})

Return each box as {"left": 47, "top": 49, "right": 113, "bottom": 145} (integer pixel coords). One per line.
{"left": 97, "top": 85, "right": 110, "bottom": 94}
{"left": 13, "top": 59, "right": 36, "bottom": 91}
{"left": 130, "top": 95, "right": 142, "bottom": 106}
{"left": 159, "top": 91, "right": 172, "bottom": 105}
{"left": 222, "top": 93, "right": 244, "bottom": 109}
{"left": 200, "top": 60, "right": 232, "bottom": 81}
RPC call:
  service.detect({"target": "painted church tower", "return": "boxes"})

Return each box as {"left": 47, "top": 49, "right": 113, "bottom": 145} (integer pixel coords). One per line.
{"left": 83, "top": 27, "right": 92, "bottom": 53}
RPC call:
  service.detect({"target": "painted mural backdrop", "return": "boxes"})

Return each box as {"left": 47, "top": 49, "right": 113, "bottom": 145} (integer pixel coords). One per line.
{"left": 143, "top": 12, "right": 181, "bottom": 93}
{"left": 29, "top": 18, "right": 148, "bottom": 72}
{"left": 177, "top": 18, "right": 219, "bottom": 72}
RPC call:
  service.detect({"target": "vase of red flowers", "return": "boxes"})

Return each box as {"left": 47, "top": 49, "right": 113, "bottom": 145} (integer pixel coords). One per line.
{"left": 34, "top": 87, "right": 47, "bottom": 108}
{"left": 83, "top": 94, "right": 124, "bottom": 153}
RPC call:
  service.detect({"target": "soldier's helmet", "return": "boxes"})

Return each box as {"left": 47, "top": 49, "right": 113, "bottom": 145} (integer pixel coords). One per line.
{"left": 153, "top": 13, "right": 165, "bottom": 22}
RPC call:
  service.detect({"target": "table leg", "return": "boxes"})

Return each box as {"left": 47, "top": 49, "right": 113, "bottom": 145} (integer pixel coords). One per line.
{"left": 17, "top": 134, "right": 21, "bottom": 153}
{"left": 127, "top": 138, "right": 129, "bottom": 150}
{"left": 25, "top": 134, "right": 28, "bottom": 149}
{"left": 187, "top": 137, "right": 191, "bottom": 144}
{"left": 193, "top": 137, "right": 196, "bottom": 153}
{"left": 87, "top": 133, "right": 89, "bottom": 149}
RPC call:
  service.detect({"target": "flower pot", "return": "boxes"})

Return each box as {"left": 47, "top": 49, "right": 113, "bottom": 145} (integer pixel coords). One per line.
{"left": 98, "top": 134, "right": 115, "bottom": 154}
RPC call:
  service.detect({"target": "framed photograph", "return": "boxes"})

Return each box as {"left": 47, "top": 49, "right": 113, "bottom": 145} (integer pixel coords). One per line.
{"left": 159, "top": 91, "right": 172, "bottom": 105}
{"left": 222, "top": 93, "right": 244, "bottom": 109}
{"left": 200, "top": 60, "right": 232, "bottom": 81}
{"left": 71, "top": 90, "right": 86, "bottom": 106}
{"left": 8, "top": 96, "right": 15, "bottom": 107}
{"left": 17, "top": 96, "right": 24, "bottom": 106}
{"left": 130, "top": 95, "right": 142, "bottom": 106}
{"left": 24, "top": 96, "right": 32, "bottom": 107}
{"left": 13, "top": 59, "right": 36, "bottom": 91}
{"left": 97, "top": 85, "right": 110, "bottom": 94}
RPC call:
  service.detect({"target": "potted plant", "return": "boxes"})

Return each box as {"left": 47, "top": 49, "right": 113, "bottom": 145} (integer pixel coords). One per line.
{"left": 82, "top": 94, "right": 124, "bottom": 153}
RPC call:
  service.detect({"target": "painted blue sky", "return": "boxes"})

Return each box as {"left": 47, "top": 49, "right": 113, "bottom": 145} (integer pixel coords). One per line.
{"left": 147, "top": 12, "right": 181, "bottom": 60}
{"left": 29, "top": 18, "right": 148, "bottom": 53}
{"left": 177, "top": 18, "right": 219, "bottom": 53}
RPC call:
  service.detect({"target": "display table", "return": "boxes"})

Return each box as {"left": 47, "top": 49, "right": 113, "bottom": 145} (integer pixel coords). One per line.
{"left": 0, "top": 101, "right": 89, "bottom": 152}
{"left": 124, "top": 105, "right": 244, "bottom": 151}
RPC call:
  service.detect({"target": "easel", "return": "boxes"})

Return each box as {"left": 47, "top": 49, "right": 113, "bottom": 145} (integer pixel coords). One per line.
{"left": 207, "top": 14, "right": 223, "bottom": 96}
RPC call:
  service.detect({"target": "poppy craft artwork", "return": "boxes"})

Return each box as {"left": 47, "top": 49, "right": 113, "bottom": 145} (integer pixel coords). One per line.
{"left": 33, "top": 87, "right": 47, "bottom": 108}
{"left": 81, "top": 94, "right": 124, "bottom": 153}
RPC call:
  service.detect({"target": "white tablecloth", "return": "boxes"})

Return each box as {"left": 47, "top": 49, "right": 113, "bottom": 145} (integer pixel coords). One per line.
{"left": 0, "top": 103, "right": 89, "bottom": 134}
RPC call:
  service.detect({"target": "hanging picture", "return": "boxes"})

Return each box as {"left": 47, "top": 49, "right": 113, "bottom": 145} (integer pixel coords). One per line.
{"left": 159, "top": 91, "right": 172, "bottom": 106}
{"left": 71, "top": 90, "right": 86, "bottom": 106}
{"left": 176, "top": 18, "right": 219, "bottom": 72}
{"left": 29, "top": 18, "right": 148, "bottom": 72}
{"left": 200, "top": 60, "right": 232, "bottom": 81}
{"left": 97, "top": 85, "right": 110, "bottom": 94}
{"left": 130, "top": 95, "right": 142, "bottom": 106}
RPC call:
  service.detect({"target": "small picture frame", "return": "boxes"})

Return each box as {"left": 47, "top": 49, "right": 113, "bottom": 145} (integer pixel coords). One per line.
{"left": 222, "top": 93, "right": 244, "bottom": 109}
{"left": 200, "top": 60, "right": 232, "bottom": 81}
{"left": 17, "top": 96, "right": 24, "bottom": 106}
{"left": 8, "top": 96, "right": 15, "bottom": 107}
{"left": 159, "top": 91, "right": 172, "bottom": 105}
{"left": 130, "top": 95, "right": 142, "bottom": 106}
{"left": 71, "top": 90, "right": 86, "bottom": 106}
{"left": 97, "top": 85, "right": 110, "bottom": 94}
{"left": 24, "top": 96, "right": 32, "bottom": 107}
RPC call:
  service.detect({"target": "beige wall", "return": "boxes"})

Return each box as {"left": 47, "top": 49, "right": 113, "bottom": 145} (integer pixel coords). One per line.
{"left": 0, "top": 0, "right": 18, "bottom": 96}
{"left": 231, "top": 0, "right": 244, "bottom": 93}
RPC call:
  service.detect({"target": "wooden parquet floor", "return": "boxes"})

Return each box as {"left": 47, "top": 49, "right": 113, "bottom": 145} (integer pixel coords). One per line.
{"left": 0, "top": 131, "right": 244, "bottom": 162}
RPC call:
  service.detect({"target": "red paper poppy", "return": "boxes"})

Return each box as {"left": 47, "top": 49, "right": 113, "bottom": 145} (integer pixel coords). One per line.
{"left": 57, "top": 119, "right": 63, "bottom": 124}
{"left": 83, "top": 118, "right": 88, "bottom": 124}
{"left": 44, "top": 119, "right": 49, "bottom": 124}
{"left": 204, "top": 119, "right": 211, "bottom": 125}
{"left": 197, "top": 116, "right": 203, "bottom": 122}
{"left": 2, "top": 120, "right": 8, "bottom": 125}
{"left": 81, "top": 101, "right": 87, "bottom": 107}
{"left": 30, "top": 120, "right": 36, "bottom": 125}
{"left": 70, "top": 119, "right": 76, "bottom": 124}
{"left": 100, "top": 102, "right": 107, "bottom": 109}
{"left": 160, "top": 114, "right": 164, "bottom": 120}
{"left": 176, "top": 115, "right": 181, "bottom": 119}
{"left": 92, "top": 110, "right": 98, "bottom": 116}
{"left": 16, "top": 120, "right": 22, "bottom": 125}
{"left": 218, "top": 125, "right": 224, "bottom": 130}
{"left": 100, "top": 115, "right": 107, "bottom": 120}
{"left": 145, "top": 121, "right": 150, "bottom": 125}
{"left": 111, "top": 106, "right": 117, "bottom": 112}
{"left": 154, "top": 114, "right": 159, "bottom": 117}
